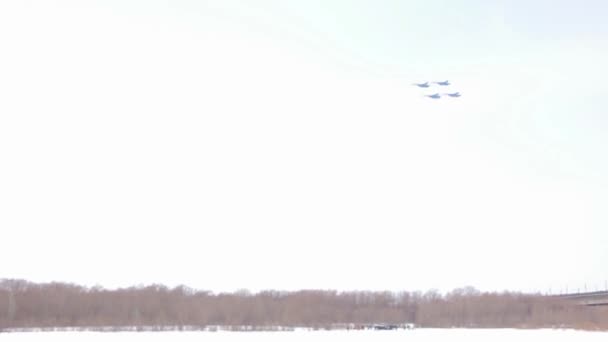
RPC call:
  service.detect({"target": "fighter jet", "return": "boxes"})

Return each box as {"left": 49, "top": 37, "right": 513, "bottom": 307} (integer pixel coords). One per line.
{"left": 434, "top": 80, "right": 450, "bottom": 86}
{"left": 413, "top": 82, "right": 430, "bottom": 88}
{"left": 425, "top": 93, "right": 441, "bottom": 99}
{"left": 443, "top": 92, "right": 461, "bottom": 97}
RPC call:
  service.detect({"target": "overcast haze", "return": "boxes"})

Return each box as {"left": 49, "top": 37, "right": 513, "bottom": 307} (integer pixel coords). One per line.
{"left": 1, "top": 0, "right": 607, "bottom": 293}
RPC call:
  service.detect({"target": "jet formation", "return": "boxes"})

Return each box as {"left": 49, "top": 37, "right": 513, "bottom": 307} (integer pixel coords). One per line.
{"left": 413, "top": 80, "right": 461, "bottom": 99}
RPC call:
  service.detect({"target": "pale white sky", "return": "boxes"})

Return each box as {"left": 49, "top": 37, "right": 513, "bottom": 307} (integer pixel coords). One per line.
{"left": 1, "top": 0, "right": 607, "bottom": 294}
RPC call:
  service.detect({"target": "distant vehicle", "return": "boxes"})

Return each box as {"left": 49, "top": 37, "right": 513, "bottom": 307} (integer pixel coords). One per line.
{"left": 372, "top": 324, "right": 399, "bottom": 330}
{"left": 425, "top": 93, "right": 441, "bottom": 99}
{"left": 413, "top": 82, "right": 430, "bottom": 88}
{"left": 444, "top": 92, "right": 461, "bottom": 97}
{"left": 434, "top": 80, "right": 450, "bottom": 86}
{"left": 402, "top": 323, "right": 416, "bottom": 329}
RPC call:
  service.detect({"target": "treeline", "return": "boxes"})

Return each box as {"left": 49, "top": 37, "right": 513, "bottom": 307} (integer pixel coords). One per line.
{"left": 1, "top": 279, "right": 607, "bottom": 330}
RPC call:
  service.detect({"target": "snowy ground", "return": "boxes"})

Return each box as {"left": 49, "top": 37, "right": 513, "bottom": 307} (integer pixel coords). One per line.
{"left": 1, "top": 329, "right": 608, "bottom": 342}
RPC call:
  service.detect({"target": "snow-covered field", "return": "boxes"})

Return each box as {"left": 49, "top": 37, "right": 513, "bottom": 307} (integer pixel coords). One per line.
{"left": 1, "top": 329, "right": 607, "bottom": 342}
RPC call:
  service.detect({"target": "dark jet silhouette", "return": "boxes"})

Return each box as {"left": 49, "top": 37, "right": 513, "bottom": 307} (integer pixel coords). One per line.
{"left": 425, "top": 93, "right": 441, "bottom": 99}
{"left": 413, "top": 82, "right": 430, "bottom": 88}
{"left": 434, "top": 80, "right": 450, "bottom": 86}
{"left": 444, "top": 92, "right": 461, "bottom": 97}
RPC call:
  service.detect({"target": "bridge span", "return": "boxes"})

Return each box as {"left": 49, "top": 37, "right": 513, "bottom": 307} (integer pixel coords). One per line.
{"left": 556, "top": 291, "right": 608, "bottom": 306}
